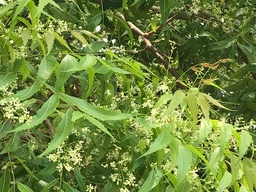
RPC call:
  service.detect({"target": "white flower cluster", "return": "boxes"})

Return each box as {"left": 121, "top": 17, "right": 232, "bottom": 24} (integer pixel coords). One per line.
{"left": 0, "top": 84, "right": 31, "bottom": 123}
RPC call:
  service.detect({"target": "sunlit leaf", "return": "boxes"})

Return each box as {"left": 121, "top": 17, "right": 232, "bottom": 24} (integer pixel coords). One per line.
{"left": 198, "top": 119, "right": 212, "bottom": 144}
{"left": 243, "top": 158, "right": 256, "bottom": 192}
{"left": 177, "top": 145, "right": 192, "bottom": 184}
{"left": 239, "top": 130, "right": 252, "bottom": 158}
{"left": 0, "top": 2, "right": 17, "bottom": 17}
{"left": 164, "top": 90, "right": 185, "bottom": 115}
{"left": 220, "top": 123, "right": 233, "bottom": 152}
{"left": 17, "top": 182, "right": 34, "bottom": 192}
{"left": 209, "top": 147, "right": 221, "bottom": 169}
{"left": 230, "top": 154, "right": 240, "bottom": 183}
{"left": 197, "top": 93, "right": 210, "bottom": 119}
{"left": 219, "top": 171, "right": 232, "bottom": 191}
{"left": 202, "top": 93, "right": 231, "bottom": 110}
{"left": 187, "top": 90, "right": 198, "bottom": 124}
{"left": 138, "top": 168, "right": 162, "bottom": 192}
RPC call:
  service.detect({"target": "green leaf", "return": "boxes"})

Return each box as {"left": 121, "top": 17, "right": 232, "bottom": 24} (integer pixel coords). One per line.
{"left": 97, "top": 58, "right": 131, "bottom": 74}
{"left": 177, "top": 145, "right": 192, "bottom": 184}
{"left": 210, "top": 37, "right": 236, "bottom": 50}
{"left": 54, "top": 32, "right": 72, "bottom": 52}
{"left": 62, "top": 181, "right": 79, "bottom": 192}
{"left": 37, "top": 0, "right": 61, "bottom": 16}
{"left": 12, "top": 0, "right": 31, "bottom": 21}
{"left": 187, "top": 90, "right": 198, "bottom": 124}
{"left": 84, "top": 67, "right": 94, "bottom": 99}
{"left": 197, "top": 93, "right": 210, "bottom": 119}
{"left": 230, "top": 155, "right": 240, "bottom": 183}
{"left": 0, "top": 2, "right": 17, "bottom": 17}
{"left": 65, "top": 55, "right": 97, "bottom": 72}
{"left": 0, "top": 133, "right": 20, "bottom": 154}
{"left": 39, "top": 108, "right": 74, "bottom": 157}
{"left": 0, "top": 121, "right": 12, "bottom": 140}
{"left": 209, "top": 147, "right": 221, "bottom": 168}
{"left": 0, "top": 73, "right": 16, "bottom": 88}
{"left": 21, "top": 28, "right": 31, "bottom": 46}
{"left": 83, "top": 113, "right": 113, "bottom": 138}
{"left": 220, "top": 123, "right": 233, "bottom": 152}
{"left": 160, "top": 0, "right": 173, "bottom": 23}
{"left": 237, "top": 42, "right": 253, "bottom": 63}
{"left": 243, "top": 158, "right": 256, "bottom": 192}
{"left": 17, "top": 182, "right": 34, "bottom": 192}
{"left": 114, "top": 16, "right": 134, "bottom": 44}
{"left": 71, "top": 30, "right": 89, "bottom": 46}
{"left": 15, "top": 157, "right": 39, "bottom": 181}
{"left": 239, "top": 185, "right": 249, "bottom": 192}
{"left": 73, "top": 169, "right": 86, "bottom": 192}
{"left": 239, "top": 130, "right": 252, "bottom": 158}
{"left": 58, "top": 93, "right": 131, "bottom": 121}
{"left": 40, "top": 179, "right": 59, "bottom": 192}
{"left": 154, "top": 93, "right": 173, "bottom": 109}
{"left": 45, "top": 31, "right": 55, "bottom": 54}
{"left": 202, "top": 93, "right": 231, "bottom": 110}
{"left": 187, "top": 145, "right": 216, "bottom": 175}
{"left": 164, "top": 90, "right": 185, "bottom": 115}
{"left": 219, "top": 171, "right": 232, "bottom": 191}
{"left": 138, "top": 168, "right": 163, "bottom": 192}
{"left": 55, "top": 54, "right": 77, "bottom": 90}
{"left": 198, "top": 119, "right": 212, "bottom": 144}
{"left": 0, "top": 168, "right": 11, "bottom": 192}
{"left": 169, "top": 138, "right": 181, "bottom": 170}
{"left": 6, "top": 82, "right": 42, "bottom": 101}
{"left": 140, "top": 131, "right": 173, "bottom": 158}
{"left": 9, "top": 95, "right": 59, "bottom": 132}
{"left": 37, "top": 55, "right": 56, "bottom": 82}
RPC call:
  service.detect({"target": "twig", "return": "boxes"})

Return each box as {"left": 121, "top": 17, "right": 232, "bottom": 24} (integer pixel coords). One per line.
{"left": 45, "top": 119, "right": 55, "bottom": 136}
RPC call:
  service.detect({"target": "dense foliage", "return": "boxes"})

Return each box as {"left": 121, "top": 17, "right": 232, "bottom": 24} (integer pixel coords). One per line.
{"left": 0, "top": 0, "right": 256, "bottom": 191}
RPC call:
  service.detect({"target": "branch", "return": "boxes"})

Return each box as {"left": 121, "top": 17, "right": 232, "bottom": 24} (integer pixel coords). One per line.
{"left": 117, "top": 12, "right": 186, "bottom": 89}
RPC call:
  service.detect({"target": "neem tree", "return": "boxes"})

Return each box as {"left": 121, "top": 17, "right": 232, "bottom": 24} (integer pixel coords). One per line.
{"left": 0, "top": 0, "right": 256, "bottom": 191}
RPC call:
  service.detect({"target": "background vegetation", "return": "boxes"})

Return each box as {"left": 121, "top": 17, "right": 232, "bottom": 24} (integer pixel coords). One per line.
{"left": 0, "top": 0, "right": 256, "bottom": 191}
